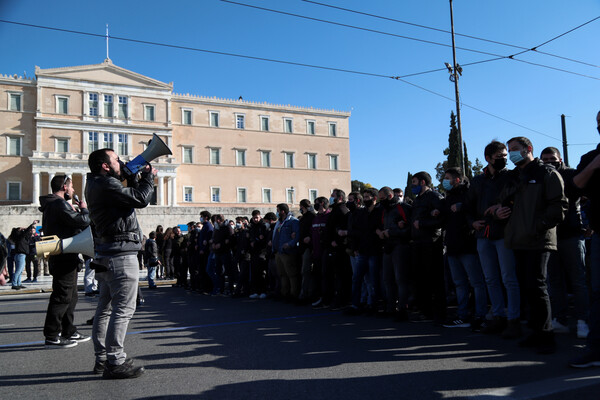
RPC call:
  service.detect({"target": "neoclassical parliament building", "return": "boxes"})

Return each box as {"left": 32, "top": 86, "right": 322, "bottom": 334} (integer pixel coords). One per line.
{"left": 0, "top": 59, "right": 351, "bottom": 211}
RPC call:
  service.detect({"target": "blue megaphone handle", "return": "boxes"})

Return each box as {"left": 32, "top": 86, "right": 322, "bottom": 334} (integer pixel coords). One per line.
{"left": 123, "top": 154, "right": 148, "bottom": 176}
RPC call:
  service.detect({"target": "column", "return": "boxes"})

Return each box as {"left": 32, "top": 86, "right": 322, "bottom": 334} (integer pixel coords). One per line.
{"left": 48, "top": 172, "right": 55, "bottom": 194}
{"left": 81, "top": 173, "right": 87, "bottom": 200}
{"left": 170, "top": 176, "right": 177, "bottom": 207}
{"left": 157, "top": 176, "right": 164, "bottom": 206}
{"left": 32, "top": 172, "right": 40, "bottom": 206}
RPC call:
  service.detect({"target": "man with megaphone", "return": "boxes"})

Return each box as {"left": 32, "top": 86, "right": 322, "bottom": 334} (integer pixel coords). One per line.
{"left": 86, "top": 144, "right": 161, "bottom": 379}
{"left": 39, "top": 175, "right": 91, "bottom": 349}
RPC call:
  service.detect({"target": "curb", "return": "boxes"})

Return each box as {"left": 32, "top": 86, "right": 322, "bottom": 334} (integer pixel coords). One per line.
{"left": 0, "top": 280, "right": 177, "bottom": 296}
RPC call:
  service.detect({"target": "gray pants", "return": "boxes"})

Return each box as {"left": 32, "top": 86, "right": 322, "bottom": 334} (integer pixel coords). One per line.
{"left": 92, "top": 254, "right": 139, "bottom": 365}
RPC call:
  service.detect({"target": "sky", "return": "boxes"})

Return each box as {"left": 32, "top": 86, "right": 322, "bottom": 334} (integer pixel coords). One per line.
{"left": 1, "top": 0, "right": 599, "bottom": 190}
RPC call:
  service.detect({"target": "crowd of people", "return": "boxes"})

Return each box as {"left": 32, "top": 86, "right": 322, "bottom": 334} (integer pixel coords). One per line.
{"left": 136, "top": 134, "right": 599, "bottom": 364}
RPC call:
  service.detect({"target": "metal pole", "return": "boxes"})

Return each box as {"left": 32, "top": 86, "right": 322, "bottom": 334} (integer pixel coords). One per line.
{"left": 449, "top": 0, "right": 465, "bottom": 174}
{"left": 561, "top": 114, "right": 569, "bottom": 167}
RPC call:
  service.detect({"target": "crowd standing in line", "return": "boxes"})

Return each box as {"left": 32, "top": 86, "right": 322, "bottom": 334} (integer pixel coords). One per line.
{"left": 1, "top": 112, "right": 599, "bottom": 374}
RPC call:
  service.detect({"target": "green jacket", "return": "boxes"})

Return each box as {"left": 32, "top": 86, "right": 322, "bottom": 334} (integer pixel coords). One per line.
{"left": 503, "top": 158, "right": 568, "bottom": 251}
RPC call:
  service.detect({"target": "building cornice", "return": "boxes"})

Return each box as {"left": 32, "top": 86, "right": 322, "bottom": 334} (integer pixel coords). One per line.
{"left": 35, "top": 117, "right": 173, "bottom": 135}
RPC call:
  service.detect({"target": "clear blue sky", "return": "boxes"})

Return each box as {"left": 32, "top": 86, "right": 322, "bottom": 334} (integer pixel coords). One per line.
{"left": 1, "top": 0, "right": 599, "bottom": 189}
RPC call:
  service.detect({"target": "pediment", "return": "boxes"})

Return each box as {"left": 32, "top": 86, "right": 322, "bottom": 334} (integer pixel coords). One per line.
{"left": 35, "top": 60, "right": 172, "bottom": 90}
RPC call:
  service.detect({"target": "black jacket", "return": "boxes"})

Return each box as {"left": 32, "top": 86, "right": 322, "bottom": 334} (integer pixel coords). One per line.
{"left": 553, "top": 163, "right": 584, "bottom": 239}
{"left": 324, "top": 202, "right": 349, "bottom": 250}
{"left": 39, "top": 194, "right": 90, "bottom": 241}
{"left": 575, "top": 143, "right": 600, "bottom": 232}
{"left": 381, "top": 199, "right": 412, "bottom": 249}
{"left": 298, "top": 210, "right": 316, "bottom": 252}
{"left": 85, "top": 170, "right": 154, "bottom": 256}
{"left": 10, "top": 224, "right": 36, "bottom": 254}
{"left": 410, "top": 189, "right": 443, "bottom": 243}
{"left": 441, "top": 183, "right": 477, "bottom": 255}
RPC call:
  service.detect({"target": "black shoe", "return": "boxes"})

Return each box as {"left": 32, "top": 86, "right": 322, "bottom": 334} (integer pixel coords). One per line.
{"left": 45, "top": 336, "right": 78, "bottom": 349}
{"left": 67, "top": 331, "right": 91, "bottom": 342}
{"left": 569, "top": 350, "right": 600, "bottom": 368}
{"left": 471, "top": 317, "right": 485, "bottom": 333}
{"left": 11, "top": 286, "right": 21, "bottom": 290}
{"left": 103, "top": 362, "right": 145, "bottom": 379}
{"left": 481, "top": 316, "right": 507, "bottom": 334}
{"left": 18, "top": 285, "right": 27, "bottom": 289}
{"left": 94, "top": 358, "right": 134, "bottom": 374}
{"left": 86, "top": 317, "right": 95, "bottom": 326}
{"left": 344, "top": 306, "right": 361, "bottom": 316}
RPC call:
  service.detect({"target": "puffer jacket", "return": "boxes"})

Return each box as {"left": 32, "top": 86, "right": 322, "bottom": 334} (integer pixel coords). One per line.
{"left": 39, "top": 194, "right": 90, "bottom": 239}
{"left": 410, "top": 189, "right": 443, "bottom": 243}
{"left": 85, "top": 170, "right": 154, "bottom": 256}
{"left": 503, "top": 158, "right": 568, "bottom": 250}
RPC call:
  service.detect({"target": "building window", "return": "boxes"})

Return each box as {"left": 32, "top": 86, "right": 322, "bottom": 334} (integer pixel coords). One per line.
{"left": 117, "top": 134, "right": 128, "bottom": 156}
{"left": 284, "top": 152, "right": 294, "bottom": 168}
{"left": 309, "top": 189, "right": 318, "bottom": 203}
{"left": 183, "top": 186, "right": 193, "bottom": 203}
{"left": 8, "top": 93, "right": 22, "bottom": 111}
{"left": 7, "top": 182, "right": 21, "bottom": 200}
{"left": 210, "top": 148, "right": 220, "bottom": 165}
{"left": 211, "top": 187, "right": 221, "bottom": 202}
{"left": 329, "top": 154, "right": 339, "bottom": 170}
{"left": 104, "top": 95, "right": 113, "bottom": 117}
{"left": 182, "top": 109, "right": 192, "bottom": 125}
{"left": 88, "top": 132, "right": 99, "bottom": 153}
{"left": 209, "top": 111, "right": 219, "bottom": 127}
{"left": 237, "top": 187, "right": 247, "bottom": 203}
{"left": 56, "top": 138, "right": 69, "bottom": 153}
{"left": 7, "top": 136, "right": 22, "bottom": 156}
{"left": 307, "top": 120, "right": 316, "bottom": 135}
{"left": 307, "top": 153, "right": 317, "bottom": 170}
{"left": 236, "top": 149, "right": 246, "bottom": 166}
{"left": 103, "top": 133, "right": 114, "bottom": 149}
{"left": 260, "top": 151, "right": 271, "bottom": 167}
{"left": 56, "top": 96, "right": 69, "bottom": 114}
{"left": 284, "top": 118, "right": 293, "bottom": 133}
{"left": 328, "top": 122, "right": 337, "bottom": 137}
{"left": 236, "top": 114, "right": 245, "bottom": 129}
{"left": 89, "top": 93, "right": 98, "bottom": 116}
{"left": 262, "top": 188, "right": 272, "bottom": 203}
{"left": 260, "top": 116, "right": 269, "bottom": 131}
{"left": 144, "top": 105, "right": 155, "bottom": 121}
{"left": 118, "top": 96, "right": 128, "bottom": 118}
{"left": 183, "top": 146, "right": 193, "bottom": 164}
{"left": 286, "top": 188, "right": 295, "bottom": 204}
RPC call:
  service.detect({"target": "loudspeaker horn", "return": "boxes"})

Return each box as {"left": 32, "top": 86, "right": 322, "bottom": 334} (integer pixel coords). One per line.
{"left": 36, "top": 226, "right": 95, "bottom": 258}
{"left": 122, "top": 133, "right": 172, "bottom": 177}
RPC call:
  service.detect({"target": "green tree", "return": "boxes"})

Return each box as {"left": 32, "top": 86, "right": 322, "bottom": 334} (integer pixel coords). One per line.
{"left": 447, "top": 111, "right": 461, "bottom": 170}
{"left": 405, "top": 172, "right": 415, "bottom": 201}
{"left": 351, "top": 179, "right": 372, "bottom": 192}
{"left": 472, "top": 158, "right": 484, "bottom": 176}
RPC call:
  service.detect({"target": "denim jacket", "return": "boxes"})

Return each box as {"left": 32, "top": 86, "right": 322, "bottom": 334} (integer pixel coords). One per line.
{"left": 272, "top": 214, "right": 300, "bottom": 255}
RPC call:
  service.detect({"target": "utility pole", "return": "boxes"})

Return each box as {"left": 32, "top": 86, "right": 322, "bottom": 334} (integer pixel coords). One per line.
{"left": 561, "top": 114, "right": 569, "bottom": 167}
{"left": 448, "top": 0, "right": 465, "bottom": 174}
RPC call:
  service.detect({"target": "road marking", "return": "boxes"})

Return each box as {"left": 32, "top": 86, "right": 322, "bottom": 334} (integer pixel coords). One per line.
{"left": 0, "top": 324, "right": 16, "bottom": 327}
{"left": 0, "top": 312, "right": 335, "bottom": 348}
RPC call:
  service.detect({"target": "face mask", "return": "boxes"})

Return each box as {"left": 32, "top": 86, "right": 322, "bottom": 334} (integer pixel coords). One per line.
{"left": 264, "top": 222, "right": 271, "bottom": 230}
{"left": 314, "top": 203, "right": 321, "bottom": 212}
{"left": 547, "top": 161, "right": 561, "bottom": 169}
{"left": 364, "top": 199, "right": 374, "bottom": 208}
{"left": 509, "top": 150, "right": 525, "bottom": 165}
{"left": 346, "top": 201, "right": 357, "bottom": 212}
{"left": 442, "top": 179, "right": 453, "bottom": 191}
{"left": 411, "top": 185, "right": 422, "bottom": 195}
{"left": 329, "top": 197, "right": 336, "bottom": 205}
{"left": 214, "top": 224, "right": 220, "bottom": 230}
{"left": 380, "top": 198, "right": 390, "bottom": 208}
{"left": 235, "top": 223, "right": 242, "bottom": 229}
{"left": 492, "top": 158, "right": 507, "bottom": 171}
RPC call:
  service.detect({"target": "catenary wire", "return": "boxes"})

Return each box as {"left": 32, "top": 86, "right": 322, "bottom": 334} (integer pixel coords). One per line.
{"left": 0, "top": 18, "right": 570, "bottom": 143}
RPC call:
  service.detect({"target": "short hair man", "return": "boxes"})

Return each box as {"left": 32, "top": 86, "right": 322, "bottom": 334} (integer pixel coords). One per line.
{"left": 40, "top": 175, "right": 91, "bottom": 348}
{"left": 298, "top": 199, "right": 316, "bottom": 303}
{"left": 86, "top": 148, "right": 156, "bottom": 378}
{"left": 501, "top": 137, "right": 567, "bottom": 354}
{"left": 540, "top": 147, "right": 589, "bottom": 339}
{"left": 272, "top": 203, "right": 301, "bottom": 300}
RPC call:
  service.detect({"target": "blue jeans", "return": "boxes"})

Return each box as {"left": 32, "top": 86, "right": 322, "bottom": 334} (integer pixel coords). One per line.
{"left": 13, "top": 253, "right": 26, "bottom": 287}
{"left": 92, "top": 254, "right": 139, "bottom": 365}
{"left": 147, "top": 265, "right": 157, "bottom": 288}
{"left": 477, "top": 238, "right": 520, "bottom": 320}
{"left": 367, "top": 254, "right": 382, "bottom": 305}
{"left": 350, "top": 254, "right": 369, "bottom": 307}
{"left": 206, "top": 252, "right": 222, "bottom": 294}
{"left": 447, "top": 253, "right": 488, "bottom": 319}
{"left": 588, "top": 233, "right": 600, "bottom": 350}
{"left": 547, "top": 236, "right": 589, "bottom": 322}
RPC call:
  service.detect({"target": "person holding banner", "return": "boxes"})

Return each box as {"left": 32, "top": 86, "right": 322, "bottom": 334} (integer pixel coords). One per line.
{"left": 39, "top": 175, "right": 91, "bottom": 348}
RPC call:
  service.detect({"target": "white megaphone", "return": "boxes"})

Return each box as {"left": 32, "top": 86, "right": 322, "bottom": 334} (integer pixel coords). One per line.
{"left": 36, "top": 226, "right": 95, "bottom": 258}
{"left": 121, "top": 133, "right": 172, "bottom": 178}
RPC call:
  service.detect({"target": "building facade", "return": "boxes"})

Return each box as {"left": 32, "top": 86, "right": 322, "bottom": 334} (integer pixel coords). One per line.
{"left": 0, "top": 59, "right": 351, "bottom": 210}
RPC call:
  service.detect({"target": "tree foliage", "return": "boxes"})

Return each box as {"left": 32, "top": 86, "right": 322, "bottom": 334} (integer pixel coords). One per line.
{"left": 351, "top": 179, "right": 373, "bottom": 193}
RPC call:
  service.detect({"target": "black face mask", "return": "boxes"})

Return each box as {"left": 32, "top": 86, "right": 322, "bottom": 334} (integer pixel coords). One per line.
{"left": 346, "top": 201, "right": 357, "bottom": 212}
{"left": 314, "top": 203, "right": 321, "bottom": 212}
{"left": 364, "top": 199, "right": 374, "bottom": 208}
{"left": 492, "top": 158, "right": 507, "bottom": 171}
{"left": 380, "top": 198, "right": 390, "bottom": 208}
{"left": 547, "top": 161, "right": 561, "bottom": 169}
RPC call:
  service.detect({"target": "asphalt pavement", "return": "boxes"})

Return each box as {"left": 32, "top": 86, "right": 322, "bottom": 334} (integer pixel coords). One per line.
{"left": 1, "top": 285, "right": 600, "bottom": 400}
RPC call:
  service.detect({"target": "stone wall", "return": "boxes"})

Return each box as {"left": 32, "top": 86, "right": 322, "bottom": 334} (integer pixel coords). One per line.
{"left": 0, "top": 205, "right": 289, "bottom": 237}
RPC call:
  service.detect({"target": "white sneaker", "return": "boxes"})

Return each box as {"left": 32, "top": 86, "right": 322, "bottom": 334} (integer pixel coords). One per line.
{"left": 551, "top": 318, "right": 569, "bottom": 333}
{"left": 259, "top": 293, "right": 267, "bottom": 299}
{"left": 249, "top": 293, "right": 259, "bottom": 299}
{"left": 577, "top": 320, "right": 590, "bottom": 339}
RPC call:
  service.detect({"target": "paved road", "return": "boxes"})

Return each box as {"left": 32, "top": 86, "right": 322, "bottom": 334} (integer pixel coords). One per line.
{"left": 1, "top": 287, "right": 599, "bottom": 400}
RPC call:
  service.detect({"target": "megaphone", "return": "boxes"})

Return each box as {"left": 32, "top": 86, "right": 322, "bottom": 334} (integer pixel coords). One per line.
{"left": 36, "top": 226, "right": 94, "bottom": 258}
{"left": 121, "top": 133, "right": 172, "bottom": 177}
